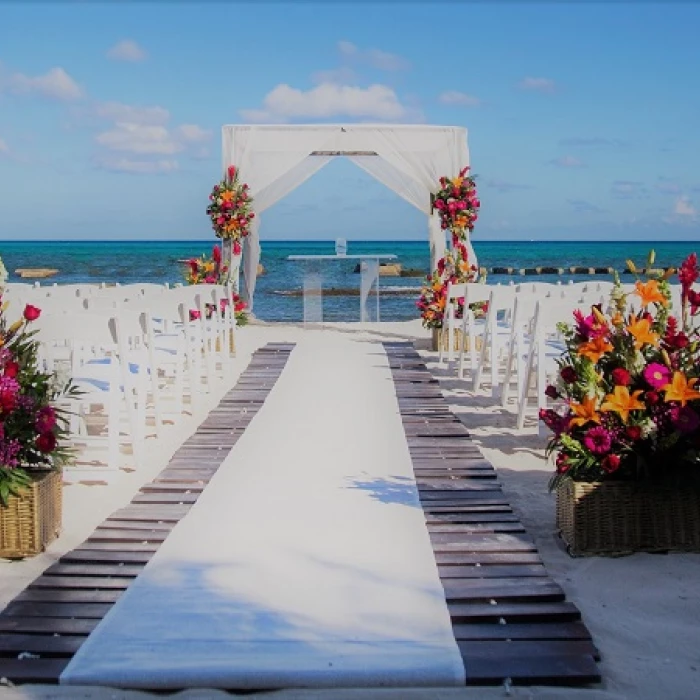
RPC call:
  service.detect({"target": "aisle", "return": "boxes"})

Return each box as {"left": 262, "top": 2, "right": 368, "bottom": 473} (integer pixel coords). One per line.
{"left": 60, "top": 333, "right": 465, "bottom": 689}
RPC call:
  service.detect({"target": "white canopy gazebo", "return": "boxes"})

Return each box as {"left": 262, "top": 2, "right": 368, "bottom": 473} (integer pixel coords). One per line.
{"left": 221, "top": 124, "right": 472, "bottom": 310}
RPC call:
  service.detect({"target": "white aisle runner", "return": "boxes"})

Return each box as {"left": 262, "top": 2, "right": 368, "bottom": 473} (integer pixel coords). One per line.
{"left": 61, "top": 334, "right": 465, "bottom": 689}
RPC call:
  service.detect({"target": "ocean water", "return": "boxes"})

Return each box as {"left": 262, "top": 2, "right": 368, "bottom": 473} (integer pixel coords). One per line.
{"left": 0, "top": 240, "right": 696, "bottom": 322}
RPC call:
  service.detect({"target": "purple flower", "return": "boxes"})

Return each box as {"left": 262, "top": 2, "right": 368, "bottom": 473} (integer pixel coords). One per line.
{"left": 644, "top": 363, "right": 672, "bottom": 389}
{"left": 669, "top": 405, "right": 700, "bottom": 434}
{"left": 583, "top": 426, "right": 613, "bottom": 455}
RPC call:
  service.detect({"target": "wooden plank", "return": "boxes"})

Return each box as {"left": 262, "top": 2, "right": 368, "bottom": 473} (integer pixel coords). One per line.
{"left": 0, "top": 658, "right": 69, "bottom": 683}
{"left": 44, "top": 563, "right": 144, "bottom": 578}
{"left": 452, "top": 621, "right": 592, "bottom": 641}
{"left": 447, "top": 601, "right": 582, "bottom": 623}
{"left": 0, "top": 633, "right": 85, "bottom": 655}
{"left": 60, "top": 549, "right": 153, "bottom": 564}
{"left": 438, "top": 564, "right": 548, "bottom": 579}
{"left": 0, "top": 616, "right": 98, "bottom": 634}
{"left": 3, "top": 602, "right": 114, "bottom": 618}
{"left": 87, "top": 528, "right": 170, "bottom": 543}
{"left": 443, "top": 579, "right": 565, "bottom": 603}
{"left": 464, "top": 654, "right": 601, "bottom": 685}
{"left": 436, "top": 552, "right": 543, "bottom": 565}
{"left": 29, "top": 576, "right": 133, "bottom": 590}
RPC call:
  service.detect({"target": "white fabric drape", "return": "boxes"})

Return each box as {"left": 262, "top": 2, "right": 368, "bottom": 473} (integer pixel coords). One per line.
{"left": 222, "top": 125, "right": 472, "bottom": 309}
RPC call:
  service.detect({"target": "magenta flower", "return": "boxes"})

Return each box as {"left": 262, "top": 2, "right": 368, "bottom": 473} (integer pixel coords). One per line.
{"left": 644, "top": 363, "right": 672, "bottom": 389}
{"left": 583, "top": 426, "right": 613, "bottom": 455}
{"left": 670, "top": 406, "right": 700, "bottom": 434}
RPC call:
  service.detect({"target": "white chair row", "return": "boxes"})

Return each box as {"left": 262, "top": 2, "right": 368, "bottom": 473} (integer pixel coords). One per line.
{"left": 6, "top": 283, "right": 241, "bottom": 480}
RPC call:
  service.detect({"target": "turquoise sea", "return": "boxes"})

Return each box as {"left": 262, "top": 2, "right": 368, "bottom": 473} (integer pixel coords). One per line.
{"left": 0, "top": 240, "right": 697, "bottom": 322}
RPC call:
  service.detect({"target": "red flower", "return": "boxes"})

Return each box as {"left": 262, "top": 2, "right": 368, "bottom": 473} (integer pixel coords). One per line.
{"left": 678, "top": 253, "right": 698, "bottom": 302}
{"left": 560, "top": 366, "right": 578, "bottom": 384}
{"left": 36, "top": 406, "right": 57, "bottom": 433}
{"left": 601, "top": 454, "right": 621, "bottom": 473}
{"left": 233, "top": 241, "right": 242, "bottom": 255}
{"left": 4, "top": 361, "right": 19, "bottom": 379}
{"left": 212, "top": 245, "right": 221, "bottom": 264}
{"left": 23, "top": 304, "right": 41, "bottom": 322}
{"left": 625, "top": 425, "right": 642, "bottom": 441}
{"left": 188, "top": 259, "right": 199, "bottom": 274}
{"left": 189, "top": 309, "right": 201, "bottom": 321}
{"left": 36, "top": 432, "right": 57, "bottom": 453}
{"left": 227, "top": 165, "right": 237, "bottom": 179}
{"left": 646, "top": 390, "right": 660, "bottom": 405}
{"left": 544, "top": 385, "right": 560, "bottom": 400}
{"left": 611, "top": 368, "right": 631, "bottom": 386}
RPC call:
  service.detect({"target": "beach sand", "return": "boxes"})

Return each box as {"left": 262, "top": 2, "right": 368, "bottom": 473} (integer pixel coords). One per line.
{"left": 1, "top": 320, "right": 698, "bottom": 700}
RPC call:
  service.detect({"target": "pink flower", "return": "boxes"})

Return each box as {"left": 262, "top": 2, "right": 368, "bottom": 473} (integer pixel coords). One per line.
{"left": 227, "top": 165, "right": 237, "bottom": 179}
{"left": 678, "top": 253, "right": 698, "bottom": 303}
{"left": 583, "top": 426, "right": 612, "bottom": 455}
{"left": 643, "top": 363, "right": 671, "bottom": 389}
{"left": 233, "top": 241, "right": 242, "bottom": 255}
{"left": 189, "top": 309, "right": 201, "bottom": 321}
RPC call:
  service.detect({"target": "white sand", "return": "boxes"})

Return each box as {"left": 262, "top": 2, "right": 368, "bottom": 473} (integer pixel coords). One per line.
{"left": 1, "top": 319, "right": 699, "bottom": 699}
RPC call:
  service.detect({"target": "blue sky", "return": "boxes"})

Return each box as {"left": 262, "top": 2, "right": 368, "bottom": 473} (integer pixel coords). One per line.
{"left": 0, "top": 1, "right": 699, "bottom": 242}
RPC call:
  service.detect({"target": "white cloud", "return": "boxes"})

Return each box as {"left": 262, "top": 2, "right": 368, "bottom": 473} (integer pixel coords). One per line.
{"left": 439, "top": 91, "right": 482, "bottom": 107}
{"left": 98, "top": 157, "right": 178, "bottom": 174}
{"left": 92, "top": 103, "right": 211, "bottom": 173}
{"left": 94, "top": 101, "right": 169, "bottom": 126}
{"left": 550, "top": 155, "right": 585, "bottom": 168}
{"left": 107, "top": 40, "right": 147, "bottom": 62}
{"left": 9, "top": 67, "right": 83, "bottom": 101}
{"left": 240, "top": 82, "right": 414, "bottom": 122}
{"left": 336, "top": 41, "right": 409, "bottom": 71}
{"left": 176, "top": 124, "right": 211, "bottom": 143}
{"left": 518, "top": 76, "right": 557, "bottom": 93}
{"left": 96, "top": 123, "right": 182, "bottom": 155}
{"left": 674, "top": 196, "right": 697, "bottom": 217}
{"left": 611, "top": 180, "right": 646, "bottom": 199}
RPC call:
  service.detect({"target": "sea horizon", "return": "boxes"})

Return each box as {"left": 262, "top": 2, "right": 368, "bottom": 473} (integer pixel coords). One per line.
{"left": 2, "top": 239, "right": 696, "bottom": 322}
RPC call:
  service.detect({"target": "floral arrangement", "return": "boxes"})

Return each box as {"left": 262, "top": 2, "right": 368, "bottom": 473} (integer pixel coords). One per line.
{"left": 206, "top": 165, "right": 255, "bottom": 252}
{"left": 0, "top": 301, "right": 74, "bottom": 506}
{"left": 432, "top": 167, "right": 480, "bottom": 245}
{"left": 541, "top": 252, "right": 700, "bottom": 490}
{"left": 184, "top": 246, "right": 249, "bottom": 326}
{"left": 184, "top": 245, "right": 229, "bottom": 285}
{"left": 417, "top": 244, "right": 480, "bottom": 329}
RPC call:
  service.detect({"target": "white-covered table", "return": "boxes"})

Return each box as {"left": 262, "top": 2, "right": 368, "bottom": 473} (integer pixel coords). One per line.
{"left": 287, "top": 254, "right": 398, "bottom": 323}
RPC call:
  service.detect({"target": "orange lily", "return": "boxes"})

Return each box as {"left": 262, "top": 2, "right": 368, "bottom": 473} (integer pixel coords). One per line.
{"left": 220, "top": 190, "right": 234, "bottom": 202}
{"left": 601, "top": 386, "right": 645, "bottom": 423}
{"left": 451, "top": 176, "right": 464, "bottom": 188}
{"left": 626, "top": 313, "right": 660, "bottom": 350}
{"left": 662, "top": 372, "right": 700, "bottom": 407}
{"left": 634, "top": 279, "right": 668, "bottom": 308}
{"left": 577, "top": 335, "right": 613, "bottom": 363}
{"left": 569, "top": 395, "right": 601, "bottom": 428}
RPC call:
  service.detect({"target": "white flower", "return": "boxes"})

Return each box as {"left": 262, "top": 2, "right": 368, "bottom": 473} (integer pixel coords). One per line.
{"left": 640, "top": 418, "right": 657, "bottom": 439}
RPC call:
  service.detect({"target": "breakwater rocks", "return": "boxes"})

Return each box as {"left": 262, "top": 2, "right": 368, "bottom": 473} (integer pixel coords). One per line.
{"left": 487, "top": 266, "right": 674, "bottom": 276}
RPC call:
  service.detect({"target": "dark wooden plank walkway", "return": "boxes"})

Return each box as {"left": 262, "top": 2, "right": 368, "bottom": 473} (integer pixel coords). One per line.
{"left": 0, "top": 343, "right": 295, "bottom": 685}
{"left": 383, "top": 341, "right": 602, "bottom": 687}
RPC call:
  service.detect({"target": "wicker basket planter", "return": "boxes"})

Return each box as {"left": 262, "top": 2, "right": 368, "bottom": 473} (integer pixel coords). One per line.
{"left": 0, "top": 470, "right": 62, "bottom": 559}
{"left": 556, "top": 479, "right": 700, "bottom": 557}
{"left": 431, "top": 328, "right": 482, "bottom": 353}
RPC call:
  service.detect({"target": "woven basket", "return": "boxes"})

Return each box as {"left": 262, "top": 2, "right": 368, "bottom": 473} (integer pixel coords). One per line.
{"left": 557, "top": 479, "right": 700, "bottom": 557}
{"left": 431, "top": 328, "right": 482, "bottom": 353}
{"left": 0, "top": 470, "right": 62, "bottom": 559}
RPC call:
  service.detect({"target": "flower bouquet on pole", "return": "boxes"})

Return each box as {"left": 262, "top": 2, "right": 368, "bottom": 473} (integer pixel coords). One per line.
{"left": 206, "top": 165, "right": 255, "bottom": 289}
